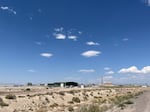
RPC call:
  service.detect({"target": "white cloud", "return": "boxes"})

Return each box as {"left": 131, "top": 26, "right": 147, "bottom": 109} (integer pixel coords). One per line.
{"left": 81, "top": 50, "right": 101, "bottom": 57}
{"left": 122, "top": 38, "right": 129, "bottom": 42}
{"left": 27, "top": 69, "right": 36, "bottom": 73}
{"left": 78, "top": 69, "right": 95, "bottom": 73}
{"left": 104, "top": 67, "right": 111, "bottom": 71}
{"left": 29, "top": 17, "right": 33, "bottom": 20}
{"left": 53, "top": 33, "right": 66, "bottom": 39}
{"left": 86, "top": 41, "right": 100, "bottom": 46}
{"left": 78, "top": 31, "right": 82, "bottom": 34}
{"left": 118, "top": 66, "right": 150, "bottom": 74}
{"left": 144, "top": 0, "right": 150, "bottom": 6}
{"left": 0, "top": 6, "right": 16, "bottom": 15}
{"left": 68, "top": 35, "right": 77, "bottom": 41}
{"left": 35, "top": 42, "right": 42, "bottom": 45}
{"left": 104, "top": 76, "right": 113, "bottom": 79}
{"left": 40, "top": 53, "right": 53, "bottom": 58}
{"left": 148, "top": 0, "right": 150, "bottom": 6}
{"left": 1, "top": 6, "right": 9, "bottom": 10}
{"left": 53, "top": 28, "right": 81, "bottom": 41}
{"left": 141, "top": 66, "right": 150, "bottom": 74}
{"left": 105, "top": 71, "right": 114, "bottom": 75}
{"left": 38, "top": 8, "right": 42, "bottom": 13}
{"left": 54, "top": 27, "right": 64, "bottom": 32}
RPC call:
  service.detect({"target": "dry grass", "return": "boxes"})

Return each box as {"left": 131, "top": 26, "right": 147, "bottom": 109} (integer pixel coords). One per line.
{"left": 0, "top": 97, "right": 9, "bottom": 107}
{"left": 5, "top": 94, "right": 16, "bottom": 100}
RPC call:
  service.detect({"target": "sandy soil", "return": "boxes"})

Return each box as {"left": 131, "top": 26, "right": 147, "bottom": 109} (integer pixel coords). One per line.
{"left": 0, "top": 86, "right": 145, "bottom": 112}
{"left": 107, "top": 88, "right": 150, "bottom": 112}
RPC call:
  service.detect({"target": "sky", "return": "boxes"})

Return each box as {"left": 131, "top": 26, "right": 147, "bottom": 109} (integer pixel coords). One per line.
{"left": 1, "top": 0, "right": 150, "bottom": 84}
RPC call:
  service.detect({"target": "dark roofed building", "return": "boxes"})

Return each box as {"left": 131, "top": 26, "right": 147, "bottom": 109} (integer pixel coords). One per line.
{"left": 47, "top": 82, "right": 78, "bottom": 87}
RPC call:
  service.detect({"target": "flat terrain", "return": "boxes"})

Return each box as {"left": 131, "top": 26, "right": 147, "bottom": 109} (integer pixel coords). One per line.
{"left": 0, "top": 86, "right": 146, "bottom": 112}
{"left": 120, "top": 89, "right": 150, "bottom": 112}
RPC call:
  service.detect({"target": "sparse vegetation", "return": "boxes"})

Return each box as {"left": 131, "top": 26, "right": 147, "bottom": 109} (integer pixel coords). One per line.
{"left": 124, "top": 100, "right": 134, "bottom": 105}
{"left": 58, "top": 91, "right": 65, "bottom": 96}
{"left": 76, "top": 103, "right": 110, "bottom": 112}
{"left": 50, "top": 103, "right": 58, "bottom": 108}
{"left": 5, "top": 94, "right": 16, "bottom": 100}
{"left": 25, "top": 88, "right": 31, "bottom": 91}
{"left": 68, "top": 106, "right": 74, "bottom": 112}
{"left": 0, "top": 97, "right": 9, "bottom": 107}
{"left": 68, "top": 101, "right": 74, "bottom": 104}
{"left": 72, "top": 97, "right": 80, "bottom": 103}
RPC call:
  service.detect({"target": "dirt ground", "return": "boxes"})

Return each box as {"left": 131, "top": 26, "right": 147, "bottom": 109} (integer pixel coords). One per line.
{"left": 108, "top": 88, "right": 150, "bottom": 112}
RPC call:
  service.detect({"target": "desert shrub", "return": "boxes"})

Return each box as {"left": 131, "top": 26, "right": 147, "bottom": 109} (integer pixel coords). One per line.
{"left": 76, "top": 105, "right": 88, "bottom": 112}
{"left": 68, "top": 106, "right": 74, "bottom": 112}
{"left": 18, "top": 95, "right": 25, "bottom": 98}
{"left": 76, "top": 104, "right": 110, "bottom": 112}
{"left": 45, "top": 97, "right": 50, "bottom": 103}
{"left": 68, "top": 90, "right": 75, "bottom": 95}
{"left": 5, "top": 94, "right": 16, "bottom": 100}
{"left": 76, "top": 104, "right": 100, "bottom": 112}
{"left": 25, "top": 88, "right": 31, "bottom": 91}
{"left": 88, "top": 104, "right": 100, "bottom": 112}
{"left": 50, "top": 103, "right": 58, "bottom": 108}
{"left": 90, "top": 92, "right": 93, "bottom": 96}
{"left": 93, "top": 98, "right": 107, "bottom": 105}
{"left": 0, "top": 97, "right": 9, "bottom": 107}
{"left": 83, "top": 96, "right": 88, "bottom": 101}
{"left": 52, "top": 95, "right": 55, "bottom": 98}
{"left": 58, "top": 91, "right": 65, "bottom": 96}
{"left": 72, "top": 97, "right": 80, "bottom": 103}
{"left": 100, "top": 105, "right": 109, "bottom": 112}
{"left": 46, "top": 92, "right": 53, "bottom": 95}
{"left": 68, "top": 101, "right": 74, "bottom": 104}
{"left": 118, "top": 103, "right": 126, "bottom": 110}
{"left": 124, "top": 100, "right": 134, "bottom": 104}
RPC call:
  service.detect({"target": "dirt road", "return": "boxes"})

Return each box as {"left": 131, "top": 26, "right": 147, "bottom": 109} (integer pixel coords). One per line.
{"left": 121, "top": 89, "right": 150, "bottom": 112}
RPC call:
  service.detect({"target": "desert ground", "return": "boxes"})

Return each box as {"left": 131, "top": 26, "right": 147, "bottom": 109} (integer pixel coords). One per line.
{"left": 108, "top": 88, "right": 150, "bottom": 112}
{"left": 0, "top": 86, "right": 147, "bottom": 112}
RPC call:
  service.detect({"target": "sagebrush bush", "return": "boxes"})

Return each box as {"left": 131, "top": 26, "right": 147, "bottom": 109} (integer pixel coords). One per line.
{"left": 58, "top": 91, "right": 65, "bottom": 96}
{"left": 5, "top": 94, "right": 16, "bottom": 100}
{"left": 0, "top": 97, "right": 9, "bottom": 107}
{"left": 68, "top": 106, "right": 74, "bottom": 112}
{"left": 76, "top": 104, "right": 100, "bottom": 112}
{"left": 72, "top": 97, "right": 80, "bottom": 103}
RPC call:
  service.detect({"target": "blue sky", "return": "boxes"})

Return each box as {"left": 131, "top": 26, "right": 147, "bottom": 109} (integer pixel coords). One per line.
{"left": 1, "top": 0, "right": 150, "bottom": 84}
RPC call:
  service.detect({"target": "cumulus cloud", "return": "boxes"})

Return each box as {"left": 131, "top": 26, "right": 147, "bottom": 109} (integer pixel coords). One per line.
{"left": 27, "top": 69, "right": 36, "bottom": 73}
{"left": 53, "top": 27, "right": 81, "bottom": 41}
{"left": 118, "top": 66, "right": 150, "bottom": 74}
{"left": 144, "top": 0, "right": 150, "bottom": 6}
{"left": 104, "top": 76, "right": 113, "bottom": 79}
{"left": 148, "top": 0, "right": 150, "bottom": 6}
{"left": 40, "top": 53, "right": 53, "bottom": 58}
{"left": 53, "top": 33, "right": 66, "bottom": 39}
{"left": 54, "top": 27, "right": 64, "bottom": 32}
{"left": 38, "top": 8, "right": 42, "bottom": 13}
{"left": 0, "top": 6, "right": 16, "bottom": 15}
{"left": 104, "top": 67, "right": 111, "bottom": 71}
{"left": 86, "top": 41, "right": 100, "bottom": 46}
{"left": 68, "top": 35, "right": 77, "bottom": 41}
{"left": 105, "top": 71, "right": 114, "bottom": 75}
{"left": 78, "top": 31, "right": 82, "bottom": 34}
{"left": 35, "top": 42, "right": 42, "bottom": 45}
{"left": 122, "top": 38, "right": 129, "bottom": 42}
{"left": 81, "top": 50, "right": 101, "bottom": 57}
{"left": 78, "top": 69, "right": 95, "bottom": 73}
